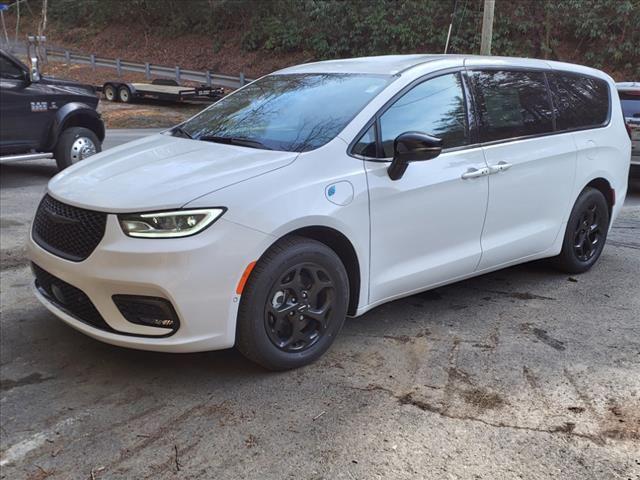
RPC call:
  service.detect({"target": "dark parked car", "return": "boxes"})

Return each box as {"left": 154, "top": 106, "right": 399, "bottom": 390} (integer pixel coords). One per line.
{"left": 0, "top": 48, "right": 104, "bottom": 171}
{"left": 617, "top": 82, "right": 640, "bottom": 177}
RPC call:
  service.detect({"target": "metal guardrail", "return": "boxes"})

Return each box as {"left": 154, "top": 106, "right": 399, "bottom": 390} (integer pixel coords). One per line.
{"left": 1, "top": 41, "right": 252, "bottom": 89}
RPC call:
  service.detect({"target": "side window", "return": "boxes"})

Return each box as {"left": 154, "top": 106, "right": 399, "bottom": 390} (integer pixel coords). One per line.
{"left": 472, "top": 70, "right": 553, "bottom": 142}
{"left": 549, "top": 73, "right": 610, "bottom": 130}
{"left": 0, "top": 56, "right": 25, "bottom": 80}
{"left": 379, "top": 73, "right": 468, "bottom": 157}
{"left": 619, "top": 91, "right": 640, "bottom": 119}
{"left": 352, "top": 124, "right": 377, "bottom": 157}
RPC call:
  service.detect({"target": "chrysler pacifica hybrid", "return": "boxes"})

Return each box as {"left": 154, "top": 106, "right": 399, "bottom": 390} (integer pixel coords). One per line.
{"left": 28, "top": 55, "right": 630, "bottom": 369}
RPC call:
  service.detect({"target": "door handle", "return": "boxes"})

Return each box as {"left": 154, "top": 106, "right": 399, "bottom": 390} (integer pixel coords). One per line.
{"left": 489, "top": 161, "right": 512, "bottom": 174}
{"left": 461, "top": 167, "right": 490, "bottom": 179}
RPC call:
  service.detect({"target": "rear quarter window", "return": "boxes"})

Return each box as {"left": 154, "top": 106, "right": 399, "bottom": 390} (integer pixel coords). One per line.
{"left": 548, "top": 73, "right": 610, "bottom": 130}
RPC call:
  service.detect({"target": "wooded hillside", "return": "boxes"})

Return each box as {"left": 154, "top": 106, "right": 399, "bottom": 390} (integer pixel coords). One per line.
{"left": 5, "top": 0, "right": 639, "bottom": 79}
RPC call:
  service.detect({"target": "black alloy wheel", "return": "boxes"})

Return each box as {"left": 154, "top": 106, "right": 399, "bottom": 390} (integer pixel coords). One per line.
{"left": 236, "top": 236, "right": 349, "bottom": 370}
{"left": 553, "top": 187, "right": 609, "bottom": 274}
{"left": 264, "top": 263, "right": 335, "bottom": 352}
{"left": 572, "top": 203, "right": 602, "bottom": 262}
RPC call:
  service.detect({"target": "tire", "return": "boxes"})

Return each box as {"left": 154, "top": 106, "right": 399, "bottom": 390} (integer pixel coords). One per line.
{"left": 552, "top": 187, "right": 610, "bottom": 274}
{"left": 54, "top": 127, "right": 101, "bottom": 171}
{"left": 103, "top": 83, "right": 117, "bottom": 102}
{"left": 118, "top": 85, "right": 132, "bottom": 103}
{"left": 236, "top": 236, "right": 349, "bottom": 370}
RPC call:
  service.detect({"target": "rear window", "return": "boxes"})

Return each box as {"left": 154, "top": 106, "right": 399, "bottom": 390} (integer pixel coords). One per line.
{"left": 619, "top": 91, "right": 640, "bottom": 119}
{"left": 471, "top": 70, "right": 554, "bottom": 143}
{"left": 548, "top": 73, "right": 610, "bottom": 130}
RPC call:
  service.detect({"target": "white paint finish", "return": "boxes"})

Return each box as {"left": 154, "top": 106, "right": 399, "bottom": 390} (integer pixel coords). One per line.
{"left": 28, "top": 216, "right": 272, "bottom": 350}
{"left": 477, "top": 134, "right": 577, "bottom": 269}
{"left": 48, "top": 133, "right": 298, "bottom": 212}
{"left": 276, "top": 54, "right": 446, "bottom": 75}
{"left": 186, "top": 139, "right": 372, "bottom": 311}
{"left": 366, "top": 147, "right": 489, "bottom": 304}
{"left": 28, "top": 55, "right": 630, "bottom": 353}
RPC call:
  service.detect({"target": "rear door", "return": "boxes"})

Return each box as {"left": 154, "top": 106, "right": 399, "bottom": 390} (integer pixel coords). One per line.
{"left": 470, "top": 69, "right": 577, "bottom": 270}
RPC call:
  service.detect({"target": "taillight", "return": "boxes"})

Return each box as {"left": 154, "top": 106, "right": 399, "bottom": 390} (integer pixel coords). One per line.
{"left": 625, "top": 122, "right": 633, "bottom": 140}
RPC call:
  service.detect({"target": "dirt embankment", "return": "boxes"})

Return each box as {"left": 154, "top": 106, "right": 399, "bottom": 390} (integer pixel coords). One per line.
{"left": 6, "top": 16, "right": 308, "bottom": 129}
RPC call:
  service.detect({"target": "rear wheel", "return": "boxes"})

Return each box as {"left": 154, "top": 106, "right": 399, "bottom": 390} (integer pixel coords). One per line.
{"left": 236, "top": 236, "right": 349, "bottom": 370}
{"left": 118, "top": 85, "right": 132, "bottom": 103}
{"left": 552, "top": 187, "right": 609, "bottom": 274}
{"left": 54, "top": 127, "right": 101, "bottom": 171}
{"left": 103, "top": 83, "right": 117, "bottom": 101}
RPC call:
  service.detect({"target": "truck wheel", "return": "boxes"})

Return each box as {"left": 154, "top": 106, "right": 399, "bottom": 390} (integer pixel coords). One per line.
{"left": 118, "top": 85, "right": 132, "bottom": 103}
{"left": 54, "top": 127, "right": 101, "bottom": 171}
{"left": 103, "top": 84, "right": 117, "bottom": 101}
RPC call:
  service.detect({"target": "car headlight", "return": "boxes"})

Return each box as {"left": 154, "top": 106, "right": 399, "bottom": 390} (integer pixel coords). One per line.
{"left": 118, "top": 208, "right": 226, "bottom": 238}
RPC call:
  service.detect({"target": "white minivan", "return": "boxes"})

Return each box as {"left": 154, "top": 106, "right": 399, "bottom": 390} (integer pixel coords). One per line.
{"left": 28, "top": 55, "right": 630, "bottom": 369}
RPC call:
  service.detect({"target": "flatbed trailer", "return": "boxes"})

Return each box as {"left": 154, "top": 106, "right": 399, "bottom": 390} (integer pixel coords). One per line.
{"left": 101, "top": 79, "right": 225, "bottom": 104}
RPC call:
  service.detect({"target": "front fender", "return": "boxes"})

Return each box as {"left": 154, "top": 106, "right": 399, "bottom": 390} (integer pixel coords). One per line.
{"left": 46, "top": 102, "right": 105, "bottom": 150}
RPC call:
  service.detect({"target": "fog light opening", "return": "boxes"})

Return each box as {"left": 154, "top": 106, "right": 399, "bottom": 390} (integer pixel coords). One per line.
{"left": 112, "top": 295, "right": 180, "bottom": 331}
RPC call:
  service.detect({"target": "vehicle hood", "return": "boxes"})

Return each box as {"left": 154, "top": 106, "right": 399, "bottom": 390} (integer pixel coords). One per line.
{"left": 48, "top": 133, "right": 298, "bottom": 212}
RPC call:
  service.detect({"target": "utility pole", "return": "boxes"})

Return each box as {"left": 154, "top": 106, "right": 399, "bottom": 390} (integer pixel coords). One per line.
{"left": 480, "top": 0, "right": 495, "bottom": 55}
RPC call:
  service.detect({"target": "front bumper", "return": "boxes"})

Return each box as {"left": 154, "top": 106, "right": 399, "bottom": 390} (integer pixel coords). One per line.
{"left": 27, "top": 215, "right": 272, "bottom": 353}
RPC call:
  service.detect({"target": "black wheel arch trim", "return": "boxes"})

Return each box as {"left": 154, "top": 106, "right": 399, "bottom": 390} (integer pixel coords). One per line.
{"left": 46, "top": 102, "right": 105, "bottom": 149}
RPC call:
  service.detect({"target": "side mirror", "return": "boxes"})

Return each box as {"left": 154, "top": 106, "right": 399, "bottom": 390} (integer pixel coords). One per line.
{"left": 388, "top": 132, "right": 443, "bottom": 180}
{"left": 29, "top": 57, "right": 41, "bottom": 83}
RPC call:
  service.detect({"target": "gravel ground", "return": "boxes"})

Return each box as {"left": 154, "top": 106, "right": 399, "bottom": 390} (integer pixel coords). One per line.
{"left": 1, "top": 151, "right": 639, "bottom": 479}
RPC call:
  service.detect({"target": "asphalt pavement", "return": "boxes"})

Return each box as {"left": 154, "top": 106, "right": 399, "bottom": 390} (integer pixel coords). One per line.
{"left": 1, "top": 131, "right": 639, "bottom": 479}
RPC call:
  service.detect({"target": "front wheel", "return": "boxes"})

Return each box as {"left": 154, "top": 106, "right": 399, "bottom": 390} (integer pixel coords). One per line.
{"left": 54, "top": 127, "right": 101, "bottom": 171}
{"left": 552, "top": 187, "right": 610, "bottom": 274}
{"left": 236, "top": 236, "right": 349, "bottom": 370}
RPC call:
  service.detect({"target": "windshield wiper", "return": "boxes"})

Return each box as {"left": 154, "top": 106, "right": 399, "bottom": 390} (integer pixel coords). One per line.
{"left": 172, "top": 126, "right": 192, "bottom": 139}
{"left": 198, "top": 135, "right": 272, "bottom": 150}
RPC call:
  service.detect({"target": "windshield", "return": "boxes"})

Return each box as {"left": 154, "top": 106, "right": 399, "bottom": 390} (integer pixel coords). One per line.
{"left": 180, "top": 73, "right": 393, "bottom": 152}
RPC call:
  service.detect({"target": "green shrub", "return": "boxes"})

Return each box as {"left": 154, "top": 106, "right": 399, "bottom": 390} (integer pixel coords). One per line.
{"left": 44, "top": 0, "right": 640, "bottom": 77}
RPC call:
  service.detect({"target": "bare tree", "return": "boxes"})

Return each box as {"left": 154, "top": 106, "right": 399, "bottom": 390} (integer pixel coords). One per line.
{"left": 38, "top": 0, "right": 48, "bottom": 39}
{"left": 14, "top": 0, "right": 20, "bottom": 42}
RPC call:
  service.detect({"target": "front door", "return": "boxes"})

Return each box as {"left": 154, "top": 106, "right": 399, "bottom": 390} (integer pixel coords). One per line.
{"left": 362, "top": 72, "right": 489, "bottom": 305}
{"left": 0, "top": 54, "right": 50, "bottom": 153}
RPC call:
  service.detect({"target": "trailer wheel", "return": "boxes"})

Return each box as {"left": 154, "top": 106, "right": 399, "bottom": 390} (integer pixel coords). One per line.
{"left": 118, "top": 85, "right": 132, "bottom": 103}
{"left": 103, "top": 84, "right": 117, "bottom": 102}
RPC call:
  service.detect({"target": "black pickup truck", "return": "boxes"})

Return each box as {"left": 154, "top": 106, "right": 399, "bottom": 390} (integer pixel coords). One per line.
{"left": 0, "top": 49, "right": 105, "bottom": 171}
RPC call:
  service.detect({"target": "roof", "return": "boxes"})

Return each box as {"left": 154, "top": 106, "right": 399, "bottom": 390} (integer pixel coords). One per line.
{"left": 275, "top": 55, "right": 456, "bottom": 75}
{"left": 273, "top": 54, "right": 610, "bottom": 79}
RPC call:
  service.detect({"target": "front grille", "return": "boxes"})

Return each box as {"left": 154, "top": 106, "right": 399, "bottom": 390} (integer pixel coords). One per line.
{"left": 32, "top": 263, "right": 115, "bottom": 333}
{"left": 32, "top": 195, "right": 107, "bottom": 262}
